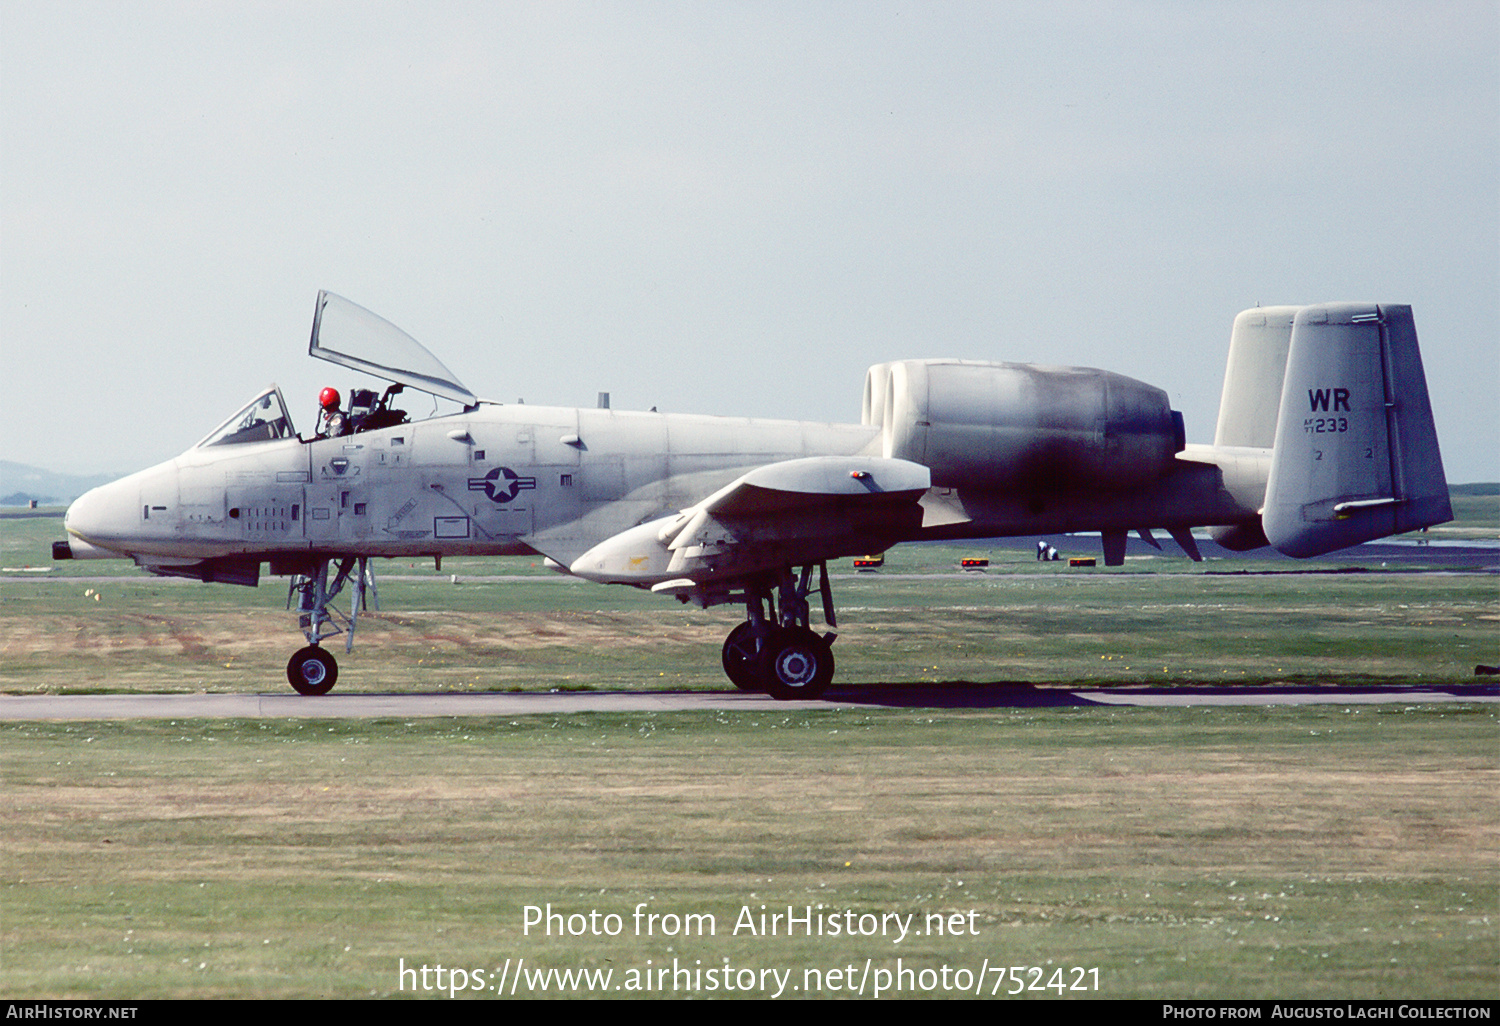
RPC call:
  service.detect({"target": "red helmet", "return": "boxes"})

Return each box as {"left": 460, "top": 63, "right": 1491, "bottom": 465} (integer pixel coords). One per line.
{"left": 319, "top": 387, "right": 341, "bottom": 410}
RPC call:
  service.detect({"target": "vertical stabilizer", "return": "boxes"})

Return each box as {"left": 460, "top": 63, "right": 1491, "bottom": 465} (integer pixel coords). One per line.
{"left": 1214, "top": 306, "right": 1301, "bottom": 449}
{"left": 1262, "top": 304, "right": 1450, "bottom": 557}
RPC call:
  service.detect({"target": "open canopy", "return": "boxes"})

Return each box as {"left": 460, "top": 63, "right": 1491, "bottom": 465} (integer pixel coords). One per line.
{"left": 308, "top": 291, "right": 477, "bottom": 406}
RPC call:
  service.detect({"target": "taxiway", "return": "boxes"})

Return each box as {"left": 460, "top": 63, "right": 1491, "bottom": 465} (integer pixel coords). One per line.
{"left": 3, "top": 683, "right": 1495, "bottom": 719}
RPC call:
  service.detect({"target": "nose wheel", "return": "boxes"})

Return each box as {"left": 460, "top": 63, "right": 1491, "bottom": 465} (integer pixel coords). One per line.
{"left": 287, "top": 645, "right": 338, "bottom": 696}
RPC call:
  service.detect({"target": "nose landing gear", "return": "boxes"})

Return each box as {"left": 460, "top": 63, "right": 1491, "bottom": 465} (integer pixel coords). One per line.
{"left": 283, "top": 556, "right": 376, "bottom": 695}
{"left": 287, "top": 645, "right": 338, "bottom": 695}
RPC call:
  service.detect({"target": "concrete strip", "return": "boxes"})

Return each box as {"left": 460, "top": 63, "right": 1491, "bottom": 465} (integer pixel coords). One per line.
{"left": 2, "top": 685, "right": 1494, "bottom": 720}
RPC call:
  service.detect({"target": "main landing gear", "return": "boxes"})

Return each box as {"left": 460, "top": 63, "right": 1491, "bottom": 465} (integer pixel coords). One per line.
{"left": 721, "top": 563, "right": 837, "bottom": 701}
{"left": 284, "top": 556, "right": 377, "bottom": 695}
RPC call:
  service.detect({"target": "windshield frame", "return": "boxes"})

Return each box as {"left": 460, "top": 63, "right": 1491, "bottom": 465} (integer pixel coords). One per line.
{"left": 193, "top": 385, "right": 298, "bottom": 450}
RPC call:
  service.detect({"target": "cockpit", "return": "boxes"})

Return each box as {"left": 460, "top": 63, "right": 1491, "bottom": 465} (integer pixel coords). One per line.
{"left": 192, "top": 291, "right": 477, "bottom": 451}
{"left": 196, "top": 387, "right": 297, "bottom": 448}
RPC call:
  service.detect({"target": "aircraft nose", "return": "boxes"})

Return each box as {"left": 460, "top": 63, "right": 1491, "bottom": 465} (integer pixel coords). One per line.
{"left": 64, "top": 477, "right": 141, "bottom": 555}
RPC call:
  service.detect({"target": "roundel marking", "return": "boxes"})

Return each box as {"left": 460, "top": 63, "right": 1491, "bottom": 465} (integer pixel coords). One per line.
{"left": 468, "top": 467, "right": 536, "bottom": 504}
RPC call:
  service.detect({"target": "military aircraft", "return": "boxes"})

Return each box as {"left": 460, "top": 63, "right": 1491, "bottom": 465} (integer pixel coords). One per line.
{"left": 54, "top": 292, "right": 1451, "bottom": 699}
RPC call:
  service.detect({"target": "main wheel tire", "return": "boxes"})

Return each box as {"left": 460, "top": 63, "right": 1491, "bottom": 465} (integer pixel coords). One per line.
{"left": 287, "top": 646, "right": 338, "bottom": 695}
{"left": 721, "top": 622, "right": 767, "bottom": 692}
{"left": 762, "top": 627, "right": 834, "bottom": 701}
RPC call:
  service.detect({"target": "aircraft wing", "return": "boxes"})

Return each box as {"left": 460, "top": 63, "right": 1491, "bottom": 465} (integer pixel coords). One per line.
{"left": 568, "top": 456, "right": 930, "bottom": 588}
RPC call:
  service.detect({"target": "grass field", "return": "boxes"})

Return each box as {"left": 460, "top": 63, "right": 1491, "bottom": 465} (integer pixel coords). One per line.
{"left": 2, "top": 503, "right": 1496, "bottom": 999}
{"left": 1444, "top": 484, "right": 1500, "bottom": 540}
{"left": 2, "top": 707, "right": 1495, "bottom": 999}
{"left": 6, "top": 566, "right": 1493, "bottom": 695}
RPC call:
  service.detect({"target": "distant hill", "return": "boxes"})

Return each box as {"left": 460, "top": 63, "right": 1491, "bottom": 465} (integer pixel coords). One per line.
{"left": 0, "top": 461, "right": 121, "bottom": 506}
{"left": 1450, "top": 482, "right": 1499, "bottom": 496}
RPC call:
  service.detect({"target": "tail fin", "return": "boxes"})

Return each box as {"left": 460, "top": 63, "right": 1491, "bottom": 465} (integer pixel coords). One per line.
{"left": 1261, "top": 303, "right": 1451, "bottom": 557}
{"left": 1214, "top": 306, "right": 1301, "bottom": 449}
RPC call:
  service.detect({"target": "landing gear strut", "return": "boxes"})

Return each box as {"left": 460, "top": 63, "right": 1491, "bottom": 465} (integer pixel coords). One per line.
{"left": 284, "top": 556, "right": 377, "bottom": 695}
{"left": 722, "top": 563, "right": 837, "bottom": 700}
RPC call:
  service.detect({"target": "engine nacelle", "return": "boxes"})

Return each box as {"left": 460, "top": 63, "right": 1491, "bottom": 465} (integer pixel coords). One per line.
{"left": 862, "top": 359, "right": 1185, "bottom": 492}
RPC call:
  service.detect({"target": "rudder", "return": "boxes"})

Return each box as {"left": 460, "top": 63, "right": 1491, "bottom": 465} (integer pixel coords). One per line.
{"left": 1262, "top": 303, "right": 1451, "bottom": 557}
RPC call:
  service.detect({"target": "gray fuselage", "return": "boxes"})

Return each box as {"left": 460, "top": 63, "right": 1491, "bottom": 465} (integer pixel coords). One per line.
{"left": 64, "top": 401, "right": 1265, "bottom": 573}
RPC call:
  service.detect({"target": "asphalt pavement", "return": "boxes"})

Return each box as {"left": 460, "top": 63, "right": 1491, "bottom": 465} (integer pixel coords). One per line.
{"left": 3, "top": 682, "right": 1495, "bottom": 720}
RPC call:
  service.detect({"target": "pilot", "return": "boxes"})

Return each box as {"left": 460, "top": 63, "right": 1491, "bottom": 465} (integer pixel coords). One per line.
{"left": 316, "top": 387, "right": 350, "bottom": 438}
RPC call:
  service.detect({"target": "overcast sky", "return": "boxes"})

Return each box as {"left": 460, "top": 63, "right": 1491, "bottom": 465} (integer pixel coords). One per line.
{"left": 3, "top": 1, "right": 1496, "bottom": 484}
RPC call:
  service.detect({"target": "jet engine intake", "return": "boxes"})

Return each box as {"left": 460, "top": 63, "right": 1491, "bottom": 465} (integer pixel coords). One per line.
{"left": 864, "top": 359, "right": 1185, "bottom": 492}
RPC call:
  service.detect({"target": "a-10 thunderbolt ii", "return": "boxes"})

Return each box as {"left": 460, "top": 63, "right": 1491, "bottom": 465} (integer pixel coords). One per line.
{"left": 55, "top": 292, "right": 1451, "bottom": 699}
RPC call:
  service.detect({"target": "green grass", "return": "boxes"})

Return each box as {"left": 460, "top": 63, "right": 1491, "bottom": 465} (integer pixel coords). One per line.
{"left": 1, "top": 548, "right": 1492, "bottom": 694}
{"left": 1440, "top": 490, "right": 1500, "bottom": 538}
{"left": 2, "top": 707, "right": 1494, "bottom": 999}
